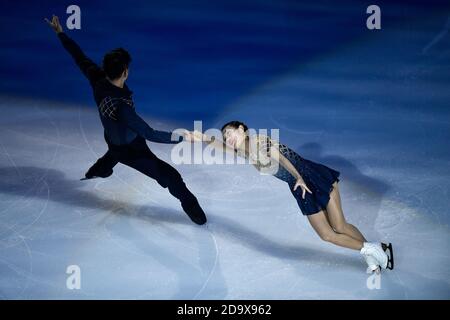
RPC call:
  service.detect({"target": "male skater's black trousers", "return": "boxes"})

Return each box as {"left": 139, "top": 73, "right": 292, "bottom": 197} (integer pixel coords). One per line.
{"left": 85, "top": 135, "right": 207, "bottom": 225}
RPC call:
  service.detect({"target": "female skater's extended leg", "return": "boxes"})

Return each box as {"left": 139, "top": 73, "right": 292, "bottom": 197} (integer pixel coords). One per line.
{"left": 326, "top": 181, "right": 366, "bottom": 242}
{"left": 307, "top": 210, "right": 363, "bottom": 250}
{"left": 325, "top": 182, "right": 392, "bottom": 270}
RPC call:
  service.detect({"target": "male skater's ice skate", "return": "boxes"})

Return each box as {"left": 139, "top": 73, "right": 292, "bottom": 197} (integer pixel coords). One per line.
{"left": 45, "top": 15, "right": 206, "bottom": 225}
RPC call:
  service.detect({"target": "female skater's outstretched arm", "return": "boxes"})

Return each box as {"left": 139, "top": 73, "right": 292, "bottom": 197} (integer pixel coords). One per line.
{"left": 191, "top": 131, "right": 239, "bottom": 154}
{"left": 192, "top": 131, "right": 312, "bottom": 198}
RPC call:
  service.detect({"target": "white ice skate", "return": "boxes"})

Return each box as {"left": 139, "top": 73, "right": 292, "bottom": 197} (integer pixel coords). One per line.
{"left": 360, "top": 242, "right": 388, "bottom": 270}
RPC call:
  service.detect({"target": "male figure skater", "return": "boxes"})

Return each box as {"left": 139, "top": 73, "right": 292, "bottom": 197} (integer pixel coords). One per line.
{"left": 45, "top": 15, "right": 207, "bottom": 225}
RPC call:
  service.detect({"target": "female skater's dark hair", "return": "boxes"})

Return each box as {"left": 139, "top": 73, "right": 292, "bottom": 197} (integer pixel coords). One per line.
{"left": 221, "top": 121, "right": 249, "bottom": 133}
{"left": 102, "top": 48, "right": 131, "bottom": 80}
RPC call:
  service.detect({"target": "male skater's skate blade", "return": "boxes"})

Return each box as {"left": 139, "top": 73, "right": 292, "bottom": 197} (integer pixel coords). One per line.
{"left": 45, "top": 15, "right": 206, "bottom": 225}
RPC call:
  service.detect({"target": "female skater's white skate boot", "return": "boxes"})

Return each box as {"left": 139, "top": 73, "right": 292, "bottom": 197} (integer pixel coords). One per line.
{"left": 360, "top": 242, "right": 388, "bottom": 271}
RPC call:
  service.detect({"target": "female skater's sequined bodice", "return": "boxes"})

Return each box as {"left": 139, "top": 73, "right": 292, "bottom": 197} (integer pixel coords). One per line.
{"left": 237, "top": 135, "right": 303, "bottom": 183}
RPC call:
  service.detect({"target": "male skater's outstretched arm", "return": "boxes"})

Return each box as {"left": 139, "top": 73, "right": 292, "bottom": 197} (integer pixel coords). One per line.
{"left": 45, "top": 15, "right": 188, "bottom": 144}
{"left": 45, "top": 15, "right": 206, "bottom": 225}
{"left": 45, "top": 15, "right": 104, "bottom": 86}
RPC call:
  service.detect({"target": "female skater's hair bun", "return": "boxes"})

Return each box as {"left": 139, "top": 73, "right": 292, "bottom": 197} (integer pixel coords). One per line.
{"left": 221, "top": 121, "right": 249, "bottom": 133}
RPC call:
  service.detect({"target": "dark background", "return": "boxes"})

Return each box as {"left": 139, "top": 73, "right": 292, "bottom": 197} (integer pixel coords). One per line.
{"left": 1, "top": 0, "right": 448, "bottom": 128}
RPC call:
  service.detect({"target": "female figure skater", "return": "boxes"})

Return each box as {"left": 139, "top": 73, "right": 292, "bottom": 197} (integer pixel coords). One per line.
{"left": 194, "top": 121, "right": 393, "bottom": 273}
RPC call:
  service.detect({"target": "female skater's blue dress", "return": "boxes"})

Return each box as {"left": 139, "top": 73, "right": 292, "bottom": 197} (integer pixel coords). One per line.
{"left": 245, "top": 136, "right": 340, "bottom": 216}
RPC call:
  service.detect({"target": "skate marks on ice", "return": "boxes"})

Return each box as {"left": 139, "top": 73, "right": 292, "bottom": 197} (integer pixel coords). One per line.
{"left": 1, "top": 98, "right": 449, "bottom": 298}
{"left": 0, "top": 101, "right": 225, "bottom": 299}
{"left": 422, "top": 15, "right": 450, "bottom": 55}
{"left": 0, "top": 102, "right": 65, "bottom": 298}
{"left": 0, "top": 165, "right": 371, "bottom": 298}
{"left": 0, "top": 165, "right": 227, "bottom": 299}
{"left": 0, "top": 164, "right": 360, "bottom": 298}
{"left": 0, "top": 164, "right": 395, "bottom": 298}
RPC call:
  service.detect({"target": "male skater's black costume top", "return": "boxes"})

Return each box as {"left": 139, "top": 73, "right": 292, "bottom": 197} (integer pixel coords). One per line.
{"left": 57, "top": 32, "right": 206, "bottom": 225}
{"left": 58, "top": 32, "right": 181, "bottom": 145}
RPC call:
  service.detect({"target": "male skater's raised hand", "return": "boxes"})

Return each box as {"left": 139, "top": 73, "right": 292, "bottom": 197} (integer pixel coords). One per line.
{"left": 44, "top": 15, "right": 63, "bottom": 34}
{"left": 182, "top": 130, "right": 200, "bottom": 142}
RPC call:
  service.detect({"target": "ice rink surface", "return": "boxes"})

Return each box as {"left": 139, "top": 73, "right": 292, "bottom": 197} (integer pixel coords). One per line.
{"left": 0, "top": 1, "right": 449, "bottom": 299}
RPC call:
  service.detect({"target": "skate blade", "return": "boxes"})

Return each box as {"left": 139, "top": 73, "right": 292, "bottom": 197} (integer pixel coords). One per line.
{"left": 80, "top": 176, "right": 100, "bottom": 181}
{"left": 382, "top": 242, "right": 394, "bottom": 270}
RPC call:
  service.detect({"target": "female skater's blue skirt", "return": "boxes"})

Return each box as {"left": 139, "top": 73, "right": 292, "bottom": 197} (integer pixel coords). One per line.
{"left": 281, "top": 158, "right": 340, "bottom": 216}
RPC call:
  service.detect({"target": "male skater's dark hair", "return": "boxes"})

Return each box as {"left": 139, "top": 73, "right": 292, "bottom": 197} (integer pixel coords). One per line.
{"left": 221, "top": 121, "right": 249, "bottom": 133}
{"left": 102, "top": 48, "right": 131, "bottom": 80}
